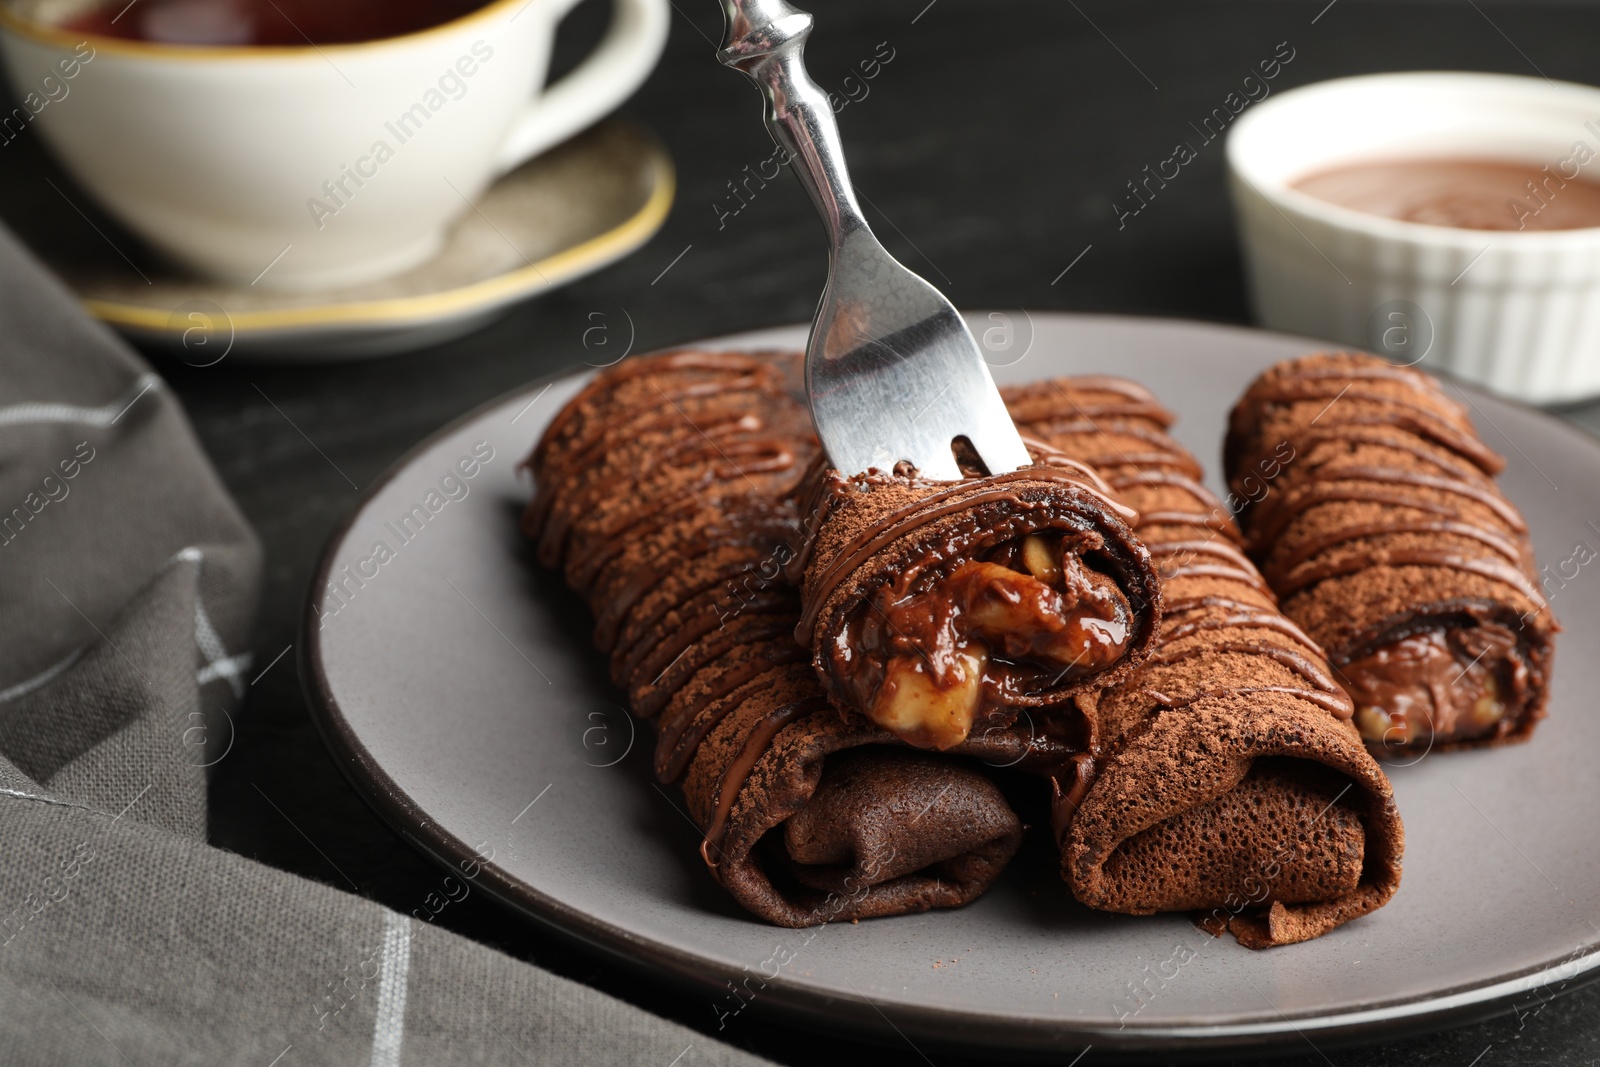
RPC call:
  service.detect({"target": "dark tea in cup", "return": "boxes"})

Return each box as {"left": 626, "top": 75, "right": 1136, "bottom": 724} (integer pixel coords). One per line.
{"left": 64, "top": 0, "right": 491, "bottom": 46}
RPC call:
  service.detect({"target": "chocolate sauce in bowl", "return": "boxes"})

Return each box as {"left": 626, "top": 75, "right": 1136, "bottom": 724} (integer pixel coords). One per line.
{"left": 1293, "top": 157, "right": 1600, "bottom": 232}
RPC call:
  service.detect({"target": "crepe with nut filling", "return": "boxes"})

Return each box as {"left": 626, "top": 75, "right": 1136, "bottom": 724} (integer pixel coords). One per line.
{"left": 786, "top": 452, "right": 1163, "bottom": 753}
{"left": 525, "top": 351, "right": 1048, "bottom": 925}
{"left": 1004, "top": 375, "right": 1405, "bottom": 948}
{"left": 1226, "top": 353, "right": 1555, "bottom": 754}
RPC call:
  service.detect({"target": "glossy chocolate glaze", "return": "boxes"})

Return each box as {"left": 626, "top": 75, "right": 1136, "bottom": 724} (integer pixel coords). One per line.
{"left": 1343, "top": 626, "right": 1527, "bottom": 748}
{"left": 793, "top": 462, "right": 1137, "bottom": 636}
{"left": 832, "top": 538, "right": 1134, "bottom": 750}
{"left": 795, "top": 457, "right": 1160, "bottom": 752}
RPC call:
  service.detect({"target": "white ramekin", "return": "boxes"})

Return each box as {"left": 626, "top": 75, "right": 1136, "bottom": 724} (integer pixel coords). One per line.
{"left": 1227, "top": 71, "right": 1600, "bottom": 405}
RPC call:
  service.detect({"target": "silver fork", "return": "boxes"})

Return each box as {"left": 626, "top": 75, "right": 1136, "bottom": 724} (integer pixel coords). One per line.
{"left": 717, "top": 0, "right": 1032, "bottom": 481}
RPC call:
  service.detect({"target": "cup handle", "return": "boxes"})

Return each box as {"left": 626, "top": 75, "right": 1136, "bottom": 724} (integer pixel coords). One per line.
{"left": 493, "top": 0, "right": 670, "bottom": 174}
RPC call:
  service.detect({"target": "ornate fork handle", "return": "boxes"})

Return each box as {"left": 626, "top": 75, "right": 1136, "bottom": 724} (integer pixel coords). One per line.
{"left": 717, "top": 0, "right": 869, "bottom": 252}
{"left": 715, "top": 0, "right": 1032, "bottom": 480}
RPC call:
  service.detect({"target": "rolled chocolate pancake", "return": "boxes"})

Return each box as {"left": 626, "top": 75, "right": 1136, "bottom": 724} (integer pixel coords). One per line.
{"left": 1225, "top": 353, "right": 1555, "bottom": 753}
{"left": 674, "top": 634, "right": 1059, "bottom": 925}
{"left": 525, "top": 350, "right": 1047, "bottom": 925}
{"left": 1003, "top": 376, "right": 1404, "bottom": 948}
{"left": 528, "top": 351, "right": 811, "bottom": 597}
{"left": 790, "top": 458, "right": 1162, "bottom": 752}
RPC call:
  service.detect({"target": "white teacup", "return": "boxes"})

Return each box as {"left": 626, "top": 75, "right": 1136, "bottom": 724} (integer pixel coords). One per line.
{"left": 0, "top": 0, "right": 669, "bottom": 290}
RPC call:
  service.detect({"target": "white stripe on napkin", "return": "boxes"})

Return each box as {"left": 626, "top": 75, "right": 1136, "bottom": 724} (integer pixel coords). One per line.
{"left": 369, "top": 911, "right": 412, "bottom": 1067}
{"left": 0, "top": 374, "right": 160, "bottom": 429}
{"left": 0, "top": 647, "right": 84, "bottom": 705}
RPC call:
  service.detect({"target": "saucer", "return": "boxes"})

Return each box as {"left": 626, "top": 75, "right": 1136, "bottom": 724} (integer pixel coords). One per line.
{"left": 3, "top": 119, "right": 673, "bottom": 361}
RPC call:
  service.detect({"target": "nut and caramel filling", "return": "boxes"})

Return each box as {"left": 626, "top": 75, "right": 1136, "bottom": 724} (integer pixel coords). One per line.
{"left": 1343, "top": 624, "right": 1529, "bottom": 751}
{"left": 827, "top": 533, "right": 1132, "bottom": 750}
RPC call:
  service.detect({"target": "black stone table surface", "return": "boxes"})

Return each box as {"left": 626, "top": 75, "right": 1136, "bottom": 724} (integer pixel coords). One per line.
{"left": 8, "top": 1, "right": 1600, "bottom": 1062}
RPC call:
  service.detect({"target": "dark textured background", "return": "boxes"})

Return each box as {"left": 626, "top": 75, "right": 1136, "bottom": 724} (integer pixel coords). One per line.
{"left": 7, "top": 0, "right": 1600, "bottom": 1062}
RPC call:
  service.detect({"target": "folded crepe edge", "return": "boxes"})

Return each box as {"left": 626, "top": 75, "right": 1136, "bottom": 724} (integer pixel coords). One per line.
{"left": 1066, "top": 694, "right": 1404, "bottom": 949}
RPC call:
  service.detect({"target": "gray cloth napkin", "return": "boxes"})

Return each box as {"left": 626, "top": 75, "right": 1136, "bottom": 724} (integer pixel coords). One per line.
{"left": 0, "top": 223, "right": 768, "bottom": 1067}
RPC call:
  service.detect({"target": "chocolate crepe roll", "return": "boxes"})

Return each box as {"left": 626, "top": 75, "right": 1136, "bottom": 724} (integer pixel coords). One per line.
{"left": 525, "top": 350, "right": 1044, "bottom": 925}
{"left": 529, "top": 351, "right": 813, "bottom": 594}
{"left": 1225, "top": 353, "right": 1555, "bottom": 753}
{"left": 1004, "top": 376, "right": 1404, "bottom": 948}
{"left": 526, "top": 351, "right": 815, "bottom": 706}
{"left": 790, "top": 459, "right": 1162, "bottom": 752}
{"left": 670, "top": 633, "right": 1072, "bottom": 925}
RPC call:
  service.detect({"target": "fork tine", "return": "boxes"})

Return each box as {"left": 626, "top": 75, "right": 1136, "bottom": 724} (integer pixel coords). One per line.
{"left": 961, "top": 397, "right": 1037, "bottom": 476}
{"left": 720, "top": 0, "right": 1032, "bottom": 480}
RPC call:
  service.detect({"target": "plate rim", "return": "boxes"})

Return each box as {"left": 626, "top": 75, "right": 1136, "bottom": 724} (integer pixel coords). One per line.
{"left": 300, "top": 311, "right": 1600, "bottom": 1055}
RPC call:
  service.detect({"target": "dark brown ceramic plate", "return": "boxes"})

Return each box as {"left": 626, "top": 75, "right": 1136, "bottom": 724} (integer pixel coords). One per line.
{"left": 303, "top": 313, "right": 1600, "bottom": 1057}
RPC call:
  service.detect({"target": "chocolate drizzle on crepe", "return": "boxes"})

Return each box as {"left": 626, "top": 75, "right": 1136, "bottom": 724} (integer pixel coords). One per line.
{"left": 1225, "top": 352, "right": 1556, "bottom": 752}
{"left": 526, "top": 351, "right": 1059, "bottom": 926}
{"left": 790, "top": 448, "right": 1162, "bottom": 753}
{"left": 1002, "top": 375, "right": 1403, "bottom": 949}
{"left": 527, "top": 350, "right": 1405, "bottom": 946}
